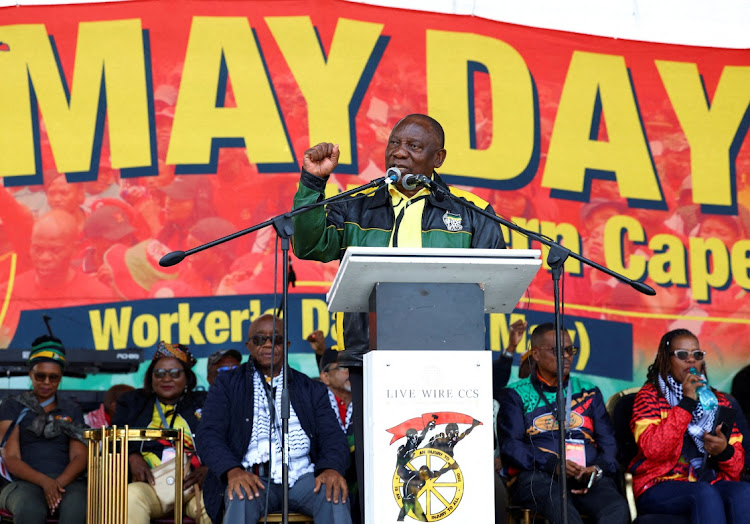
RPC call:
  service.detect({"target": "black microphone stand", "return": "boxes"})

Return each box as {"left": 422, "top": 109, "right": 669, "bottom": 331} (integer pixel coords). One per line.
{"left": 414, "top": 175, "right": 655, "bottom": 524}
{"left": 159, "top": 171, "right": 400, "bottom": 524}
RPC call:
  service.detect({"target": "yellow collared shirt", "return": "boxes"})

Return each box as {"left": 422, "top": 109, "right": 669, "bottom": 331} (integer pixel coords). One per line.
{"left": 388, "top": 183, "right": 431, "bottom": 248}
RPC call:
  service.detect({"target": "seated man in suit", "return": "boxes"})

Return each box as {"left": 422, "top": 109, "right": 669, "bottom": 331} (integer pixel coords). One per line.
{"left": 497, "top": 322, "right": 629, "bottom": 524}
{"left": 196, "top": 314, "right": 352, "bottom": 524}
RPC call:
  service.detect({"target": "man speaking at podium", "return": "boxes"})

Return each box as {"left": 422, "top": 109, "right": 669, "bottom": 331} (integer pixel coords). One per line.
{"left": 292, "top": 113, "right": 506, "bottom": 520}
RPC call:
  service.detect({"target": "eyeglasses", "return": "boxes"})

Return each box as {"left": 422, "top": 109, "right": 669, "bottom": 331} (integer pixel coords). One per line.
{"left": 153, "top": 368, "right": 183, "bottom": 379}
{"left": 248, "top": 334, "right": 284, "bottom": 347}
{"left": 32, "top": 372, "right": 61, "bottom": 383}
{"left": 670, "top": 349, "right": 705, "bottom": 361}
{"left": 217, "top": 365, "right": 239, "bottom": 373}
{"left": 322, "top": 365, "right": 345, "bottom": 373}
{"left": 533, "top": 345, "right": 579, "bottom": 356}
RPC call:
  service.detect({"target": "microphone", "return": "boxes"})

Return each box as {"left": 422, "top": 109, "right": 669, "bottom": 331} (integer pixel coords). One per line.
{"left": 384, "top": 167, "right": 401, "bottom": 185}
{"left": 401, "top": 173, "right": 432, "bottom": 191}
{"left": 159, "top": 250, "right": 186, "bottom": 267}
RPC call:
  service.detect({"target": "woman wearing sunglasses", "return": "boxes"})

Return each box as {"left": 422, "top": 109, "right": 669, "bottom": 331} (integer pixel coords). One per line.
{"left": 629, "top": 328, "right": 750, "bottom": 523}
{"left": 111, "top": 341, "right": 210, "bottom": 523}
{"left": 0, "top": 335, "right": 87, "bottom": 523}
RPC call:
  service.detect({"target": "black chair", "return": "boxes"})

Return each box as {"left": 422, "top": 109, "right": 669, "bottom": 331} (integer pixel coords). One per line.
{"left": 0, "top": 508, "right": 58, "bottom": 523}
{"left": 606, "top": 388, "right": 689, "bottom": 524}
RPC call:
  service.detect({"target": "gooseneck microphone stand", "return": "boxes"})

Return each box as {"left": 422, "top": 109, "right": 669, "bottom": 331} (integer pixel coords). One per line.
{"left": 406, "top": 174, "right": 655, "bottom": 524}
{"left": 159, "top": 169, "right": 401, "bottom": 524}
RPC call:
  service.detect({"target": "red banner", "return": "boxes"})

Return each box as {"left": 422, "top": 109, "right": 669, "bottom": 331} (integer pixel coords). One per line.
{"left": 386, "top": 412, "right": 479, "bottom": 444}
{"left": 1, "top": 0, "right": 748, "bottom": 391}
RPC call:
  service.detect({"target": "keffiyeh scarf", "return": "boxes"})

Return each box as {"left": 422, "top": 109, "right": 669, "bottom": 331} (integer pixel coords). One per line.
{"left": 327, "top": 389, "right": 352, "bottom": 433}
{"left": 242, "top": 370, "right": 313, "bottom": 486}
{"left": 659, "top": 374, "right": 716, "bottom": 454}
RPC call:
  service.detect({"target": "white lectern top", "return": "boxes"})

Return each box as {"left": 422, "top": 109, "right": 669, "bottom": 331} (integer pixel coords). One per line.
{"left": 327, "top": 247, "right": 542, "bottom": 313}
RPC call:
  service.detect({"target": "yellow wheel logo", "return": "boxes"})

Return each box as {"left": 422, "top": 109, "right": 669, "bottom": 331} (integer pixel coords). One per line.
{"left": 392, "top": 447, "right": 464, "bottom": 521}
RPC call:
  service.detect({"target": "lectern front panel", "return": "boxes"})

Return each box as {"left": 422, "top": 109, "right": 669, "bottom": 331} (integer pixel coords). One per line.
{"left": 368, "top": 282, "right": 485, "bottom": 351}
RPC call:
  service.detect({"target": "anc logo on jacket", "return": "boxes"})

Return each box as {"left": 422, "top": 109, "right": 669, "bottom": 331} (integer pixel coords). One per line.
{"left": 442, "top": 211, "right": 463, "bottom": 231}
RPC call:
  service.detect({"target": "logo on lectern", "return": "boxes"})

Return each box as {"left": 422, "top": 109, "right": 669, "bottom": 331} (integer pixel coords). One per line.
{"left": 387, "top": 412, "right": 481, "bottom": 521}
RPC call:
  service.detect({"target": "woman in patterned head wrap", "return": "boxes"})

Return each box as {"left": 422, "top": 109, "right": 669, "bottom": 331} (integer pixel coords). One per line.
{"left": 111, "top": 341, "right": 210, "bottom": 523}
{"left": 0, "top": 335, "right": 88, "bottom": 523}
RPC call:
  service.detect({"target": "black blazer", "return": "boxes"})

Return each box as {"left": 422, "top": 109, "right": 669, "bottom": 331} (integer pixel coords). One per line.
{"left": 111, "top": 388, "right": 207, "bottom": 457}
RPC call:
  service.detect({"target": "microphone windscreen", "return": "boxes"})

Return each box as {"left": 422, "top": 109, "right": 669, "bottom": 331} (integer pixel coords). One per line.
{"left": 386, "top": 167, "right": 401, "bottom": 182}
{"left": 402, "top": 174, "right": 419, "bottom": 191}
{"left": 159, "top": 250, "right": 185, "bottom": 267}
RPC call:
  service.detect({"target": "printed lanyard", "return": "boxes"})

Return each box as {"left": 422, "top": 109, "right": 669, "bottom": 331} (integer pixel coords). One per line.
{"left": 155, "top": 400, "right": 178, "bottom": 429}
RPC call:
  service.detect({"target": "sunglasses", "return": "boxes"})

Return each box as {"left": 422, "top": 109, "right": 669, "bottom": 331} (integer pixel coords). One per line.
{"left": 248, "top": 334, "right": 284, "bottom": 347}
{"left": 670, "top": 349, "right": 705, "bottom": 361}
{"left": 217, "top": 365, "right": 239, "bottom": 373}
{"left": 153, "top": 368, "right": 183, "bottom": 379}
{"left": 32, "top": 372, "right": 61, "bottom": 383}
{"left": 534, "top": 345, "right": 579, "bottom": 356}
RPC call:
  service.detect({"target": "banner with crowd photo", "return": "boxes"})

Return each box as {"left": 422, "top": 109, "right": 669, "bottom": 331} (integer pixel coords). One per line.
{"left": 0, "top": 0, "right": 748, "bottom": 395}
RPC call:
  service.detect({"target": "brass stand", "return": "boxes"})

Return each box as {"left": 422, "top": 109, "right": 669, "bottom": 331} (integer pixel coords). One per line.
{"left": 84, "top": 426, "right": 184, "bottom": 524}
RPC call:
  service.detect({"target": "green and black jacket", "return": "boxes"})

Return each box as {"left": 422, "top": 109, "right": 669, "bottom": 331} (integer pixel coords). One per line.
{"left": 292, "top": 169, "right": 506, "bottom": 364}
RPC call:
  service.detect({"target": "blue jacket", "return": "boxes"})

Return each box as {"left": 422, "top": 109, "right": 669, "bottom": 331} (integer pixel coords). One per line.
{"left": 497, "top": 373, "right": 619, "bottom": 477}
{"left": 196, "top": 361, "right": 350, "bottom": 524}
